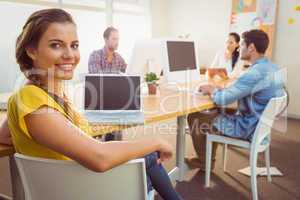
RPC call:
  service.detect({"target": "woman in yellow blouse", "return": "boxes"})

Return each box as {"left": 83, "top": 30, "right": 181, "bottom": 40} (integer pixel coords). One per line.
{"left": 0, "top": 8, "right": 182, "bottom": 200}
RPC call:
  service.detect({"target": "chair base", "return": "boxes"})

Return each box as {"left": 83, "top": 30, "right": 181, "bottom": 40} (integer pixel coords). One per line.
{"left": 168, "top": 163, "right": 189, "bottom": 183}
{"left": 238, "top": 166, "right": 283, "bottom": 177}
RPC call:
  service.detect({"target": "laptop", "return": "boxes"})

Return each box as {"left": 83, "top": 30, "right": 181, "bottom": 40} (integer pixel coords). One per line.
{"left": 83, "top": 74, "right": 144, "bottom": 125}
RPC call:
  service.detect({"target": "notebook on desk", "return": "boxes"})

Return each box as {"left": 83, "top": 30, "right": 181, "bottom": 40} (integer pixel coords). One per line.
{"left": 83, "top": 74, "right": 144, "bottom": 125}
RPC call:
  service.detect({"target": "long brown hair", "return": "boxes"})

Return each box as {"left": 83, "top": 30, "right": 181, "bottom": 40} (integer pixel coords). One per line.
{"left": 15, "top": 8, "right": 75, "bottom": 81}
{"left": 229, "top": 32, "right": 240, "bottom": 70}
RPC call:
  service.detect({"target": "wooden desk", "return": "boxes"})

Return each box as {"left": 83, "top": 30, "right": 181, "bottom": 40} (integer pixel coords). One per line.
{"left": 0, "top": 144, "right": 14, "bottom": 157}
{"left": 0, "top": 79, "right": 216, "bottom": 200}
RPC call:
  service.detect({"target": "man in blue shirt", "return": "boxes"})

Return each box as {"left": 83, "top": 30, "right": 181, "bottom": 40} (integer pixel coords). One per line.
{"left": 185, "top": 29, "right": 284, "bottom": 170}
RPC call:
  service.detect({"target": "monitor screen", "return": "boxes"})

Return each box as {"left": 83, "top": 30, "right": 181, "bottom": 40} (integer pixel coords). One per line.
{"left": 166, "top": 41, "right": 197, "bottom": 72}
{"left": 84, "top": 75, "right": 140, "bottom": 110}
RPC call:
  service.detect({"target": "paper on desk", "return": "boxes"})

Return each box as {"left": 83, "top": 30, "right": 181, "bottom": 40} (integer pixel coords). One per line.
{"left": 238, "top": 166, "right": 283, "bottom": 177}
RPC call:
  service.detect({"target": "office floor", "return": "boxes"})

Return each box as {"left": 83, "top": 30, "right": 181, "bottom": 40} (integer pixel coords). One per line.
{"left": 0, "top": 118, "right": 299, "bottom": 200}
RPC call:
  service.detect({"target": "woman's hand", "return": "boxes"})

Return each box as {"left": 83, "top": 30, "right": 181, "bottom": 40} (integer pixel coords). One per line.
{"left": 156, "top": 139, "right": 173, "bottom": 163}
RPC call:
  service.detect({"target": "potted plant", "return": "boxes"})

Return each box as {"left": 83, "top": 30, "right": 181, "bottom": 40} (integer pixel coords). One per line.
{"left": 145, "top": 72, "right": 159, "bottom": 95}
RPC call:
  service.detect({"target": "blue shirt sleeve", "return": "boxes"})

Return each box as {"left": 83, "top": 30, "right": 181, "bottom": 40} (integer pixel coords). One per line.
{"left": 212, "top": 68, "right": 262, "bottom": 106}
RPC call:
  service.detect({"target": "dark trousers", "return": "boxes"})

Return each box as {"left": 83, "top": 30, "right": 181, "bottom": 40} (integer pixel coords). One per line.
{"left": 145, "top": 152, "right": 183, "bottom": 200}
{"left": 103, "top": 131, "right": 122, "bottom": 141}
{"left": 187, "top": 108, "right": 237, "bottom": 164}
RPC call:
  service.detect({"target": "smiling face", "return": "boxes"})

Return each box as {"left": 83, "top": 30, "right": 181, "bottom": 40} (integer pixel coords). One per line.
{"left": 26, "top": 22, "right": 80, "bottom": 82}
{"left": 225, "top": 35, "right": 239, "bottom": 53}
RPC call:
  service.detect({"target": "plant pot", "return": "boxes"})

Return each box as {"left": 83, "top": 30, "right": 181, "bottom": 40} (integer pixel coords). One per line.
{"left": 147, "top": 83, "right": 157, "bottom": 95}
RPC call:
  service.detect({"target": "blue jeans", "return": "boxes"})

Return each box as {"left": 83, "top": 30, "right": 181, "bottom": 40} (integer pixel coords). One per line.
{"left": 144, "top": 152, "right": 183, "bottom": 200}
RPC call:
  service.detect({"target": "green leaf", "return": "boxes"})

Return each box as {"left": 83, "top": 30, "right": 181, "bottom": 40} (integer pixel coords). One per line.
{"left": 144, "top": 72, "right": 159, "bottom": 83}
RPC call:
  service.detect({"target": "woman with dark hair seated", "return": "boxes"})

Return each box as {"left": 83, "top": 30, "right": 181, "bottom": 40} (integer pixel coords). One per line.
{"left": 208, "top": 32, "right": 248, "bottom": 80}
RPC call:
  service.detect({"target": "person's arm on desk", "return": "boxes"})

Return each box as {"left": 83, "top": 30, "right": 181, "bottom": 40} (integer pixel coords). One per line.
{"left": 209, "top": 68, "right": 262, "bottom": 106}
{"left": 0, "top": 117, "right": 12, "bottom": 145}
{"left": 25, "top": 107, "right": 173, "bottom": 172}
{"left": 199, "top": 84, "right": 224, "bottom": 96}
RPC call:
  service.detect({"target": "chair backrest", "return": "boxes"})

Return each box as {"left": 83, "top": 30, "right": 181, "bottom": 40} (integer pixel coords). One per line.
{"left": 251, "top": 94, "right": 287, "bottom": 150}
{"left": 14, "top": 153, "right": 149, "bottom": 200}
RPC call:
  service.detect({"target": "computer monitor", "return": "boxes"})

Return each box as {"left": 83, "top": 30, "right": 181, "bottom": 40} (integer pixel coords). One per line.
{"left": 84, "top": 74, "right": 141, "bottom": 111}
{"left": 163, "top": 40, "right": 200, "bottom": 83}
{"left": 167, "top": 41, "right": 197, "bottom": 72}
{"left": 127, "top": 39, "right": 200, "bottom": 84}
{"left": 127, "top": 39, "right": 164, "bottom": 78}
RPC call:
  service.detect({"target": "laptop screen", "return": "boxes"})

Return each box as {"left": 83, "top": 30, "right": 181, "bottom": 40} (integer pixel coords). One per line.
{"left": 166, "top": 41, "right": 197, "bottom": 72}
{"left": 84, "top": 75, "right": 141, "bottom": 111}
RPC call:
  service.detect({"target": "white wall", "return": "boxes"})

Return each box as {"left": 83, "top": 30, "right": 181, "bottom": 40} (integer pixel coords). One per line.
{"left": 273, "top": 1, "right": 300, "bottom": 117}
{"left": 166, "top": 0, "right": 232, "bottom": 67}
{"left": 150, "top": 0, "right": 170, "bottom": 38}
{"left": 0, "top": 2, "right": 47, "bottom": 93}
{"left": 152, "top": 0, "right": 300, "bottom": 117}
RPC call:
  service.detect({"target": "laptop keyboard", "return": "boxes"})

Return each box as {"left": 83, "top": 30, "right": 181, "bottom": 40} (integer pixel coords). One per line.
{"left": 84, "top": 111, "right": 144, "bottom": 124}
{"left": 86, "top": 112, "right": 139, "bottom": 117}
